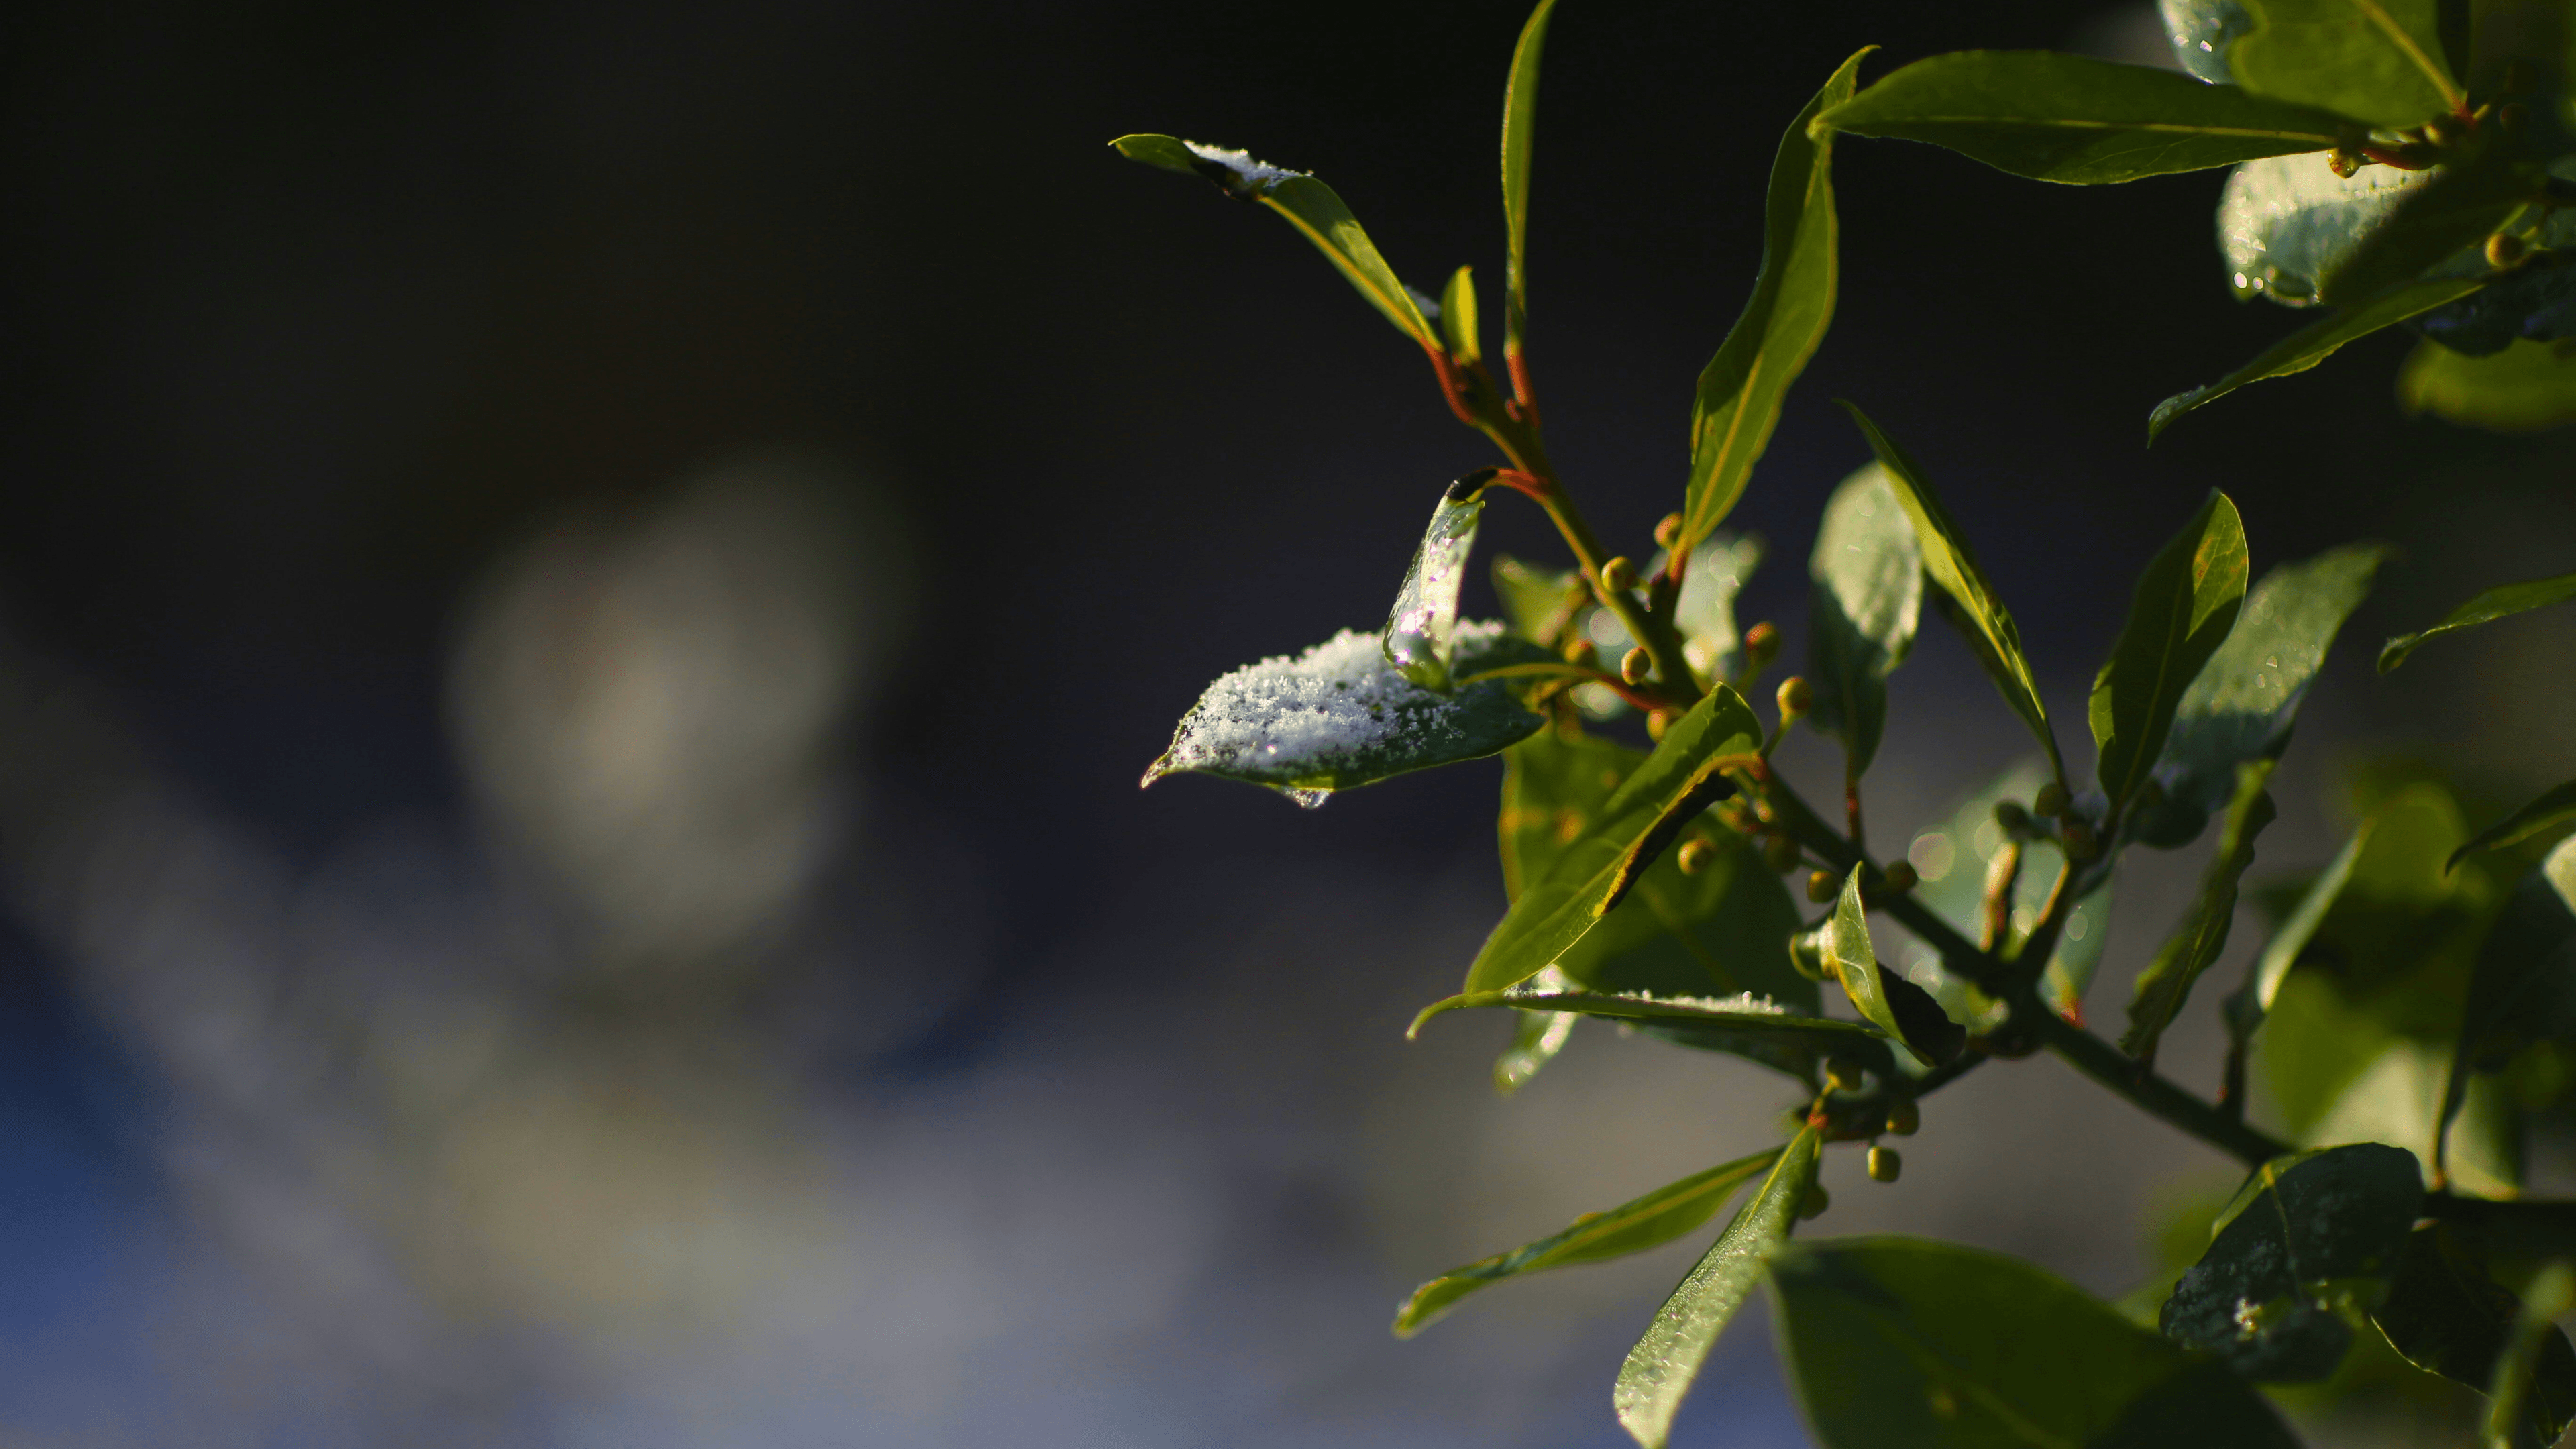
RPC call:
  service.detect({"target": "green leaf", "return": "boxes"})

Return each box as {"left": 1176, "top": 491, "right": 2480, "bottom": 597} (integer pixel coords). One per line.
{"left": 1409, "top": 985, "right": 1893, "bottom": 1080}
{"left": 2149, "top": 274, "right": 2489, "bottom": 441}
{"left": 2257, "top": 777, "right": 2527, "bottom": 1199}
{"left": 2372, "top": 1224, "right": 2576, "bottom": 1448}
{"left": 1613, "top": 1128, "right": 1820, "bottom": 1449}
{"left": 1491, "top": 554, "right": 1587, "bottom": 644}
{"left": 2450, "top": 778, "right": 2576, "bottom": 871}
{"left": 1383, "top": 483, "right": 1486, "bottom": 690}
{"left": 2229, "top": 0, "right": 2467, "bottom": 128}
{"left": 1841, "top": 402, "right": 2063, "bottom": 782}
{"left": 1438, "top": 264, "right": 1481, "bottom": 366}
{"left": 1500, "top": 0, "right": 1557, "bottom": 368}
{"left": 1825, "top": 867, "right": 1966, "bottom": 1064}
{"left": 2310, "top": 141, "right": 2536, "bottom": 307}
{"left": 1464, "top": 688, "right": 1766, "bottom": 994}
{"left": 1492, "top": 1005, "right": 1576, "bottom": 1095}
{"left": 1110, "top": 134, "right": 1438, "bottom": 352}
{"left": 2092, "top": 491, "right": 2251, "bottom": 818}
{"left": 2220, "top": 151, "right": 2437, "bottom": 305}
{"left": 2438, "top": 835, "right": 2576, "bottom": 1172}
{"left": 1672, "top": 533, "right": 1766, "bottom": 684}
{"left": 1674, "top": 49, "right": 1871, "bottom": 557}
{"left": 1773, "top": 1236, "right": 2300, "bottom": 1449}
{"left": 1817, "top": 50, "right": 2347, "bottom": 184}
{"left": 1393, "top": 1146, "right": 1784, "bottom": 1338}
{"left": 1805, "top": 462, "right": 1922, "bottom": 777}
{"left": 2164, "top": 0, "right": 2258, "bottom": 84}
{"left": 2123, "top": 761, "right": 2279, "bottom": 1066}
{"left": 2041, "top": 873, "right": 2117, "bottom": 1020}
{"left": 2160, "top": 1142, "right": 2426, "bottom": 1382}
{"left": 1144, "top": 623, "right": 1546, "bottom": 803}
{"left": 2222, "top": 814, "right": 2373, "bottom": 1053}
{"left": 2400, "top": 337, "right": 2576, "bottom": 433}
{"left": 2379, "top": 568, "right": 2576, "bottom": 671}
{"left": 1499, "top": 731, "right": 1815, "bottom": 1009}
{"left": 2126, "top": 542, "right": 2389, "bottom": 849}
{"left": 2490, "top": 1263, "right": 2576, "bottom": 1449}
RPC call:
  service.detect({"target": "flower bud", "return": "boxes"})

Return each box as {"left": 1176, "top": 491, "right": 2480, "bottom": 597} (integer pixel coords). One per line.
{"left": 1796, "top": 1183, "right": 1831, "bottom": 1220}
{"left": 1807, "top": 869, "right": 1838, "bottom": 904}
{"left": 1825, "top": 1057, "right": 1864, "bottom": 1093}
{"left": 1884, "top": 1099, "right": 1920, "bottom": 1136}
{"left": 1678, "top": 837, "right": 1715, "bottom": 875}
{"left": 1994, "top": 799, "right": 2031, "bottom": 836}
{"left": 2061, "top": 818, "right": 2100, "bottom": 865}
{"left": 1775, "top": 676, "right": 1813, "bottom": 718}
{"left": 1653, "top": 513, "right": 1683, "bottom": 551}
{"left": 1787, "top": 926, "right": 1829, "bottom": 981}
{"left": 2033, "top": 782, "right": 2070, "bottom": 818}
{"left": 1645, "top": 709, "right": 1671, "bottom": 742}
{"left": 1763, "top": 833, "right": 1801, "bottom": 874}
{"left": 2426, "top": 113, "right": 2467, "bottom": 146}
{"left": 1620, "top": 647, "right": 1652, "bottom": 686}
{"left": 1601, "top": 556, "right": 1638, "bottom": 594}
{"left": 1867, "top": 1146, "right": 1902, "bottom": 1183}
{"left": 1880, "top": 860, "right": 1917, "bottom": 894}
{"left": 1742, "top": 621, "right": 1780, "bottom": 663}
{"left": 2328, "top": 148, "right": 2363, "bottom": 178}
{"left": 2489, "top": 232, "right": 2528, "bottom": 269}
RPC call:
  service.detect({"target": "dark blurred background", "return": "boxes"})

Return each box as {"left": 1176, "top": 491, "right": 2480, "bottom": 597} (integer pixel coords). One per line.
{"left": 0, "top": 1, "right": 2570, "bottom": 1444}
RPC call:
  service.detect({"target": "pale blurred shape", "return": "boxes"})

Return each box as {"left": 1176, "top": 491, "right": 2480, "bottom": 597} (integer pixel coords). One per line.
{"left": 450, "top": 451, "right": 898, "bottom": 964}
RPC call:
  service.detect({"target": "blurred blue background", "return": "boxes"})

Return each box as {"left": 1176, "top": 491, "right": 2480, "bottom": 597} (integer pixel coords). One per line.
{"left": 0, "top": 1, "right": 2571, "bottom": 1444}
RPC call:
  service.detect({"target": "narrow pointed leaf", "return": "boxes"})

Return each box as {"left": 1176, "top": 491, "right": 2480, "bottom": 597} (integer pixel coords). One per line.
{"left": 1393, "top": 1146, "right": 1786, "bottom": 1338}
{"left": 1614, "top": 1128, "right": 1819, "bottom": 1449}
{"left": 1675, "top": 50, "right": 1871, "bottom": 557}
{"left": 1384, "top": 482, "right": 1486, "bottom": 690}
{"left": 2490, "top": 1264, "right": 2576, "bottom": 1449}
{"left": 2123, "top": 759, "right": 2278, "bottom": 1065}
{"left": 1805, "top": 462, "right": 1922, "bottom": 777}
{"left": 1823, "top": 867, "right": 1965, "bottom": 1064}
{"left": 2128, "top": 543, "right": 2388, "bottom": 848}
{"left": 2223, "top": 815, "right": 2373, "bottom": 1053}
{"left": 1841, "top": 402, "right": 2062, "bottom": 781}
{"left": 1409, "top": 985, "right": 1896, "bottom": 1081}
{"left": 1498, "top": 731, "right": 1815, "bottom": 1008}
{"left": 2229, "top": 0, "right": 2467, "bottom": 129}
{"left": 2092, "top": 491, "right": 2250, "bottom": 818}
{"left": 2452, "top": 781, "right": 2576, "bottom": 872}
{"left": 1817, "top": 50, "right": 2347, "bottom": 183}
{"left": 2161, "top": 1142, "right": 2424, "bottom": 1382}
{"left": 1500, "top": 0, "right": 1557, "bottom": 368}
{"left": 2379, "top": 568, "right": 2576, "bottom": 671}
{"left": 1145, "top": 624, "right": 1546, "bottom": 801}
{"left": 1464, "top": 687, "right": 1765, "bottom": 994}
{"left": 1439, "top": 264, "right": 1481, "bottom": 366}
{"left": 2372, "top": 1224, "right": 2576, "bottom": 1448}
{"left": 1111, "top": 134, "right": 1438, "bottom": 351}
{"left": 1493, "top": 1006, "right": 1576, "bottom": 1095}
{"left": 1775, "top": 1237, "right": 2300, "bottom": 1449}
{"left": 2149, "top": 274, "right": 2488, "bottom": 441}
{"left": 2438, "top": 836, "right": 2576, "bottom": 1171}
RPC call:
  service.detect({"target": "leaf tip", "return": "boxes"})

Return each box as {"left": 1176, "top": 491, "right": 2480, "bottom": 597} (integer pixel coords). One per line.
{"left": 1405, "top": 996, "right": 1465, "bottom": 1039}
{"left": 2376, "top": 635, "right": 2415, "bottom": 674}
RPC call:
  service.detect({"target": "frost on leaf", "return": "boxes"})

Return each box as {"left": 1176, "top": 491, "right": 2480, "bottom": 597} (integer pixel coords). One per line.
{"left": 1383, "top": 487, "right": 1485, "bottom": 690}
{"left": 1144, "top": 622, "right": 1546, "bottom": 804}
